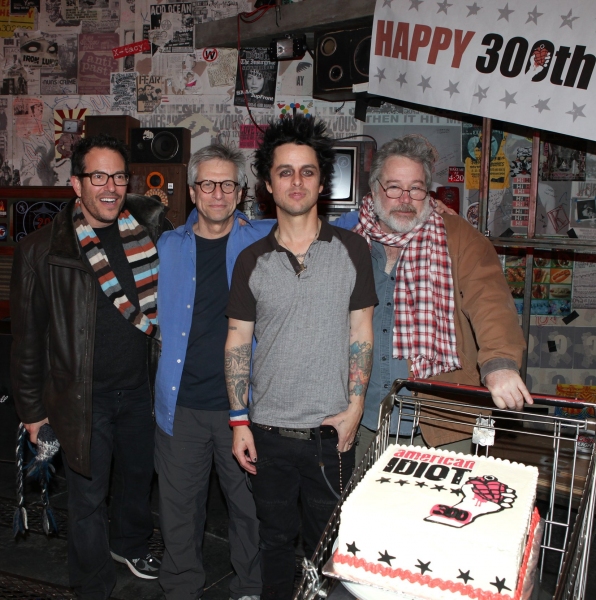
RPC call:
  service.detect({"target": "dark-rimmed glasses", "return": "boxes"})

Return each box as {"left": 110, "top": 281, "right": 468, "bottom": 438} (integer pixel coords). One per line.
{"left": 80, "top": 172, "right": 130, "bottom": 186}
{"left": 377, "top": 179, "right": 428, "bottom": 200}
{"left": 194, "top": 180, "right": 239, "bottom": 194}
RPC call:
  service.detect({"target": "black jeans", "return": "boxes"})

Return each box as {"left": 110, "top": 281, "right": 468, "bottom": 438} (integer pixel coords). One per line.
{"left": 62, "top": 383, "right": 155, "bottom": 600}
{"left": 250, "top": 425, "right": 355, "bottom": 600}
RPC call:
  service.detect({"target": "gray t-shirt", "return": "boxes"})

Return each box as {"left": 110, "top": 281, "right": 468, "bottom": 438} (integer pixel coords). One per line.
{"left": 227, "top": 219, "right": 377, "bottom": 428}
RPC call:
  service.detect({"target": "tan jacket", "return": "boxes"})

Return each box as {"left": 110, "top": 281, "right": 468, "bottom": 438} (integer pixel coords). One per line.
{"left": 417, "top": 213, "right": 526, "bottom": 447}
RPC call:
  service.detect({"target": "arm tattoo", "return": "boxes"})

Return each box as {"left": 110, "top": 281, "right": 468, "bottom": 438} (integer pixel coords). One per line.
{"left": 348, "top": 340, "right": 373, "bottom": 399}
{"left": 225, "top": 343, "right": 252, "bottom": 410}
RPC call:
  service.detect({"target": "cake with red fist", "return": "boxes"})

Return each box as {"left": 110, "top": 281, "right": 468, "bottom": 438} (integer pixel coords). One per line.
{"left": 333, "top": 444, "right": 539, "bottom": 600}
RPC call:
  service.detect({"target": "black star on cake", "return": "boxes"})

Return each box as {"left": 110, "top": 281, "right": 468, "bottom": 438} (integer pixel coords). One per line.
{"left": 377, "top": 477, "right": 391, "bottom": 484}
{"left": 396, "top": 479, "right": 410, "bottom": 486}
{"left": 415, "top": 559, "right": 432, "bottom": 574}
{"left": 490, "top": 577, "right": 511, "bottom": 593}
{"left": 457, "top": 569, "right": 474, "bottom": 584}
{"left": 415, "top": 481, "right": 427, "bottom": 488}
{"left": 451, "top": 487, "right": 465, "bottom": 496}
{"left": 378, "top": 550, "right": 396, "bottom": 565}
{"left": 432, "top": 485, "right": 445, "bottom": 492}
{"left": 346, "top": 541, "right": 360, "bottom": 555}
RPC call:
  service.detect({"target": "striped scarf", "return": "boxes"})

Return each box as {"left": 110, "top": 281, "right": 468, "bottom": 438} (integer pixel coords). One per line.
{"left": 354, "top": 195, "right": 460, "bottom": 378}
{"left": 73, "top": 200, "right": 160, "bottom": 340}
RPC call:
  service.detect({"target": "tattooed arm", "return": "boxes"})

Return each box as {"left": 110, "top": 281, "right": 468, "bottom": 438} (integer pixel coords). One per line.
{"left": 225, "top": 318, "right": 257, "bottom": 473}
{"left": 322, "top": 306, "right": 374, "bottom": 452}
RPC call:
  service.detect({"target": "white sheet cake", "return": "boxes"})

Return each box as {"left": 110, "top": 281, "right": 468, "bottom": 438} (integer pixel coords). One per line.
{"left": 333, "top": 444, "right": 539, "bottom": 600}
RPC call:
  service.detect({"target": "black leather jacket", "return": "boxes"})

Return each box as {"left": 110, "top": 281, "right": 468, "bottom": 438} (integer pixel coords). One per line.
{"left": 10, "top": 195, "right": 166, "bottom": 476}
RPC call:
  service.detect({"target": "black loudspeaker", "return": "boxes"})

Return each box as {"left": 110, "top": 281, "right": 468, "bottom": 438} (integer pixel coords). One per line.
{"left": 130, "top": 128, "right": 191, "bottom": 164}
{"left": 313, "top": 27, "right": 372, "bottom": 102}
{"left": 128, "top": 163, "right": 191, "bottom": 228}
{"left": 85, "top": 115, "right": 140, "bottom": 145}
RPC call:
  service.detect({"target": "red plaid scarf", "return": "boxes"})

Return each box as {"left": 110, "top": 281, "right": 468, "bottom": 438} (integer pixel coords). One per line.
{"left": 354, "top": 195, "right": 460, "bottom": 378}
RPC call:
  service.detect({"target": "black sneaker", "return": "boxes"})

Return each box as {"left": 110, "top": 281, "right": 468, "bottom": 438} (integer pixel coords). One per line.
{"left": 111, "top": 551, "right": 160, "bottom": 579}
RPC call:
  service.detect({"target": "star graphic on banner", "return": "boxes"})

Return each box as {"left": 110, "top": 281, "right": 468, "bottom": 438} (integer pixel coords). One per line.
{"left": 396, "top": 479, "right": 410, "bottom": 486}
{"left": 444, "top": 80, "right": 460, "bottom": 97}
{"left": 497, "top": 3, "right": 514, "bottom": 21}
{"left": 382, "top": 0, "right": 394, "bottom": 7}
{"left": 397, "top": 72, "right": 408, "bottom": 87}
{"left": 415, "top": 560, "right": 432, "bottom": 574}
{"left": 466, "top": 2, "right": 482, "bottom": 16}
{"left": 416, "top": 481, "right": 427, "bottom": 488}
{"left": 432, "top": 485, "right": 446, "bottom": 491}
{"left": 347, "top": 541, "right": 360, "bottom": 555}
{"left": 451, "top": 487, "right": 465, "bottom": 496}
{"left": 377, "top": 477, "right": 391, "bottom": 484}
{"left": 566, "top": 103, "right": 586, "bottom": 121}
{"left": 525, "top": 5, "right": 543, "bottom": 25}
{"left": 378, "top": 550, "right": 396, "bottom": 565}
{"left": 533, "top": 98, "right": 550, "bottom": 113}
{"left": 473, "top": 85, "right": 489, "bottom": 102}
{"left": 457, "top": 570, "right": 474, "bottom": 584}
{"left": 437, "top": 0, "right": 453, "bottom": 14}
{"left": 560, "top": 9, "right": 579, "bottom": 29}
{"left": 500, "top": 90, "right": 517, "bottom": 108}
{"left": 374, "top": 68, "right": 386, "bottom": 83}
{"left": 418, "top": 75, "right": 432, "bottom": 92}
{"left": 490, "top": 577, "right": 512, "bottom": 593}
{"left": 409, "top": 0, "right": 424, "bottom": 10}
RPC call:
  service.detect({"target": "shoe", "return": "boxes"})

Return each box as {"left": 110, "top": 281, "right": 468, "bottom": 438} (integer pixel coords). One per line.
{"left": 110, "top": 551, "right": 160, "bottom": 580}
{"left": 230, "top": 597, "right": 260, "bottom": 600}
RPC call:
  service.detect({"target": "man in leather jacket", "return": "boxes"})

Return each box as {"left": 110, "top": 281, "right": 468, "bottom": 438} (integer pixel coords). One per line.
{"left": 10, "top": 134, "right": 165, "bottom": 598}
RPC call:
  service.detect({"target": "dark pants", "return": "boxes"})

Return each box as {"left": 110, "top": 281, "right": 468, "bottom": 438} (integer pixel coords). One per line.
{"left": 250, "top": 425, "right": 355, "bottom": 600}
{"left": 62, "top": 384, "right": 155, "bottom": 600}
{"left": 155, "top": 407, "right": 261, "bottom": 600}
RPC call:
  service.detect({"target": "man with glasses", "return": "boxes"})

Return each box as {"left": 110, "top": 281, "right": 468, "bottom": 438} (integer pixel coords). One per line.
{"left": 11, "top": 134, "right": 165, "bottom": 598}
{"left": 336, "top": 135, "right": 531, "bottom": 459}
{"left": 154, "top": 144, "right": 268, "bottom": 600}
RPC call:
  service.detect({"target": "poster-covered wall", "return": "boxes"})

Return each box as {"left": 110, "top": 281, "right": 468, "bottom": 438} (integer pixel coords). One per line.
{"left": 0, "top": 0, "right": 594, "bottom": 395}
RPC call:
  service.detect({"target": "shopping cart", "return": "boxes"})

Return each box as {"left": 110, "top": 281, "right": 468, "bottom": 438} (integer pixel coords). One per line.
{"left": 295, "top": 378, "right": 596, "bottom": 600}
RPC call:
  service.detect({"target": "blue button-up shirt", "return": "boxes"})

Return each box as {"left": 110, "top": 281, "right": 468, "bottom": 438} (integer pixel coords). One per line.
{"left": 361, "top": 241, "right": 413, "bottom": 436}
{"left": 154, "top": 209, "right": 275, "bottom": 435}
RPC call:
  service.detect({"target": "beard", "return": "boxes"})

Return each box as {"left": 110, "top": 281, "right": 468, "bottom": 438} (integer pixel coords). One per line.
{"left": 373, "top": 194, "right": 434, "bottom": 234}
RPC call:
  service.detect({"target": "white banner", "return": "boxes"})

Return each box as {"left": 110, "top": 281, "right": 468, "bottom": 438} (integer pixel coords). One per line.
{"left": 369, "top": 0, "right": 596, "bottom": 140}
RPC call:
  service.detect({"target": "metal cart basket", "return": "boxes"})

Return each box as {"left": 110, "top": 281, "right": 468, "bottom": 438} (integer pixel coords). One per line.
{"left": 295, "top": 378, "right": 596, "bottom": 600}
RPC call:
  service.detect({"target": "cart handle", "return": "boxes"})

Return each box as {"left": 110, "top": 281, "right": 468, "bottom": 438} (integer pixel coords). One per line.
{"left": 392, "top": 378, "right": 595, "bottom": 409}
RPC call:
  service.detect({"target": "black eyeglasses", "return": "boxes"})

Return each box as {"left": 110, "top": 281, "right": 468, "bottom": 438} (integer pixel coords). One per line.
{"left": 194, "top": 180, "right": 239, "bottom": 194}
{"left": 377, "top": 179, "right": 428, "bottom": 201}
{"left": 80, "top": 172, "right": 130, "bottom": 186}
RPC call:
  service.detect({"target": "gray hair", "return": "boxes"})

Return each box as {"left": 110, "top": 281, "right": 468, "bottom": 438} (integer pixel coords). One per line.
{"left": 369, "top": 135, "right": 435, "bottom": 193}
{"left": 187, "top": 143, "right": 246, "bottom": 187}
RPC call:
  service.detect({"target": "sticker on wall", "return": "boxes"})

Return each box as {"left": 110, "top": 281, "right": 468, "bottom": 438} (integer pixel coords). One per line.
{"left": 54, "top": 107, "right": 87, "bottom": 159}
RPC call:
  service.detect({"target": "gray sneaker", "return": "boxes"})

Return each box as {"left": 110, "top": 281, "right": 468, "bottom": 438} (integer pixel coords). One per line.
{"left": 111, "top": 551, "right": 161, "bottom": 580}
{"left": 230, "top": 596, "right": 260, "bottom": 600}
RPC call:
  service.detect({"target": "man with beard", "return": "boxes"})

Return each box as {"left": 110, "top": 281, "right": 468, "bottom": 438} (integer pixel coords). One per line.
{"left": 336, "top": 135, "right": 532, "bottom": 459}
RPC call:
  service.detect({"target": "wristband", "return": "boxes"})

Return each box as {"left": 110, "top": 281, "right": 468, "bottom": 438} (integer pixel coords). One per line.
{"left": 229, "top": 408, "right": 250, "bottom": 427}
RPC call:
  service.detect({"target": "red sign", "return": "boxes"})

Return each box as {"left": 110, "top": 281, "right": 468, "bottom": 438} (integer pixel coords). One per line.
{"left": 112, "top": 39, "right": 151, "bottom": 60}
{"left": 202, "top": 48, "right": 218, "bottom": 62}
{"left": 448, "top": 166, "right": 464, "bottom": 183}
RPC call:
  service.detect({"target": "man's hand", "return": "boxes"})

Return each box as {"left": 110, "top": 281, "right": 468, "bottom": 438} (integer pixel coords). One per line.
{"left": 322, "top": 407, "right": 363, "bottom": 453}
{"left": 24, "top": 418, "right": 49, "bottom": 444}
{"left": 485, "top": 369, "right": 533, "bottom": 411}
{"left": 232, "top": 425, "right": 257, "bottom": 474}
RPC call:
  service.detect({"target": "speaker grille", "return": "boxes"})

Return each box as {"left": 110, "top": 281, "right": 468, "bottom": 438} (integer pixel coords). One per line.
{"left": 0, "top": 255, "right": 13, "bottom": 301}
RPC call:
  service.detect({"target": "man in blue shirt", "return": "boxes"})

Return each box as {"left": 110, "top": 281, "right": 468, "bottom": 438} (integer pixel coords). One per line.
{"left": 154, "top": 144, "right": 273, "bottom": 600}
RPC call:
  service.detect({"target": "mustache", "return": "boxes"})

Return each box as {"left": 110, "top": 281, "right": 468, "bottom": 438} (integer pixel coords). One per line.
{"left": 389, "top": 204, "right": 417, "bottom": 215}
